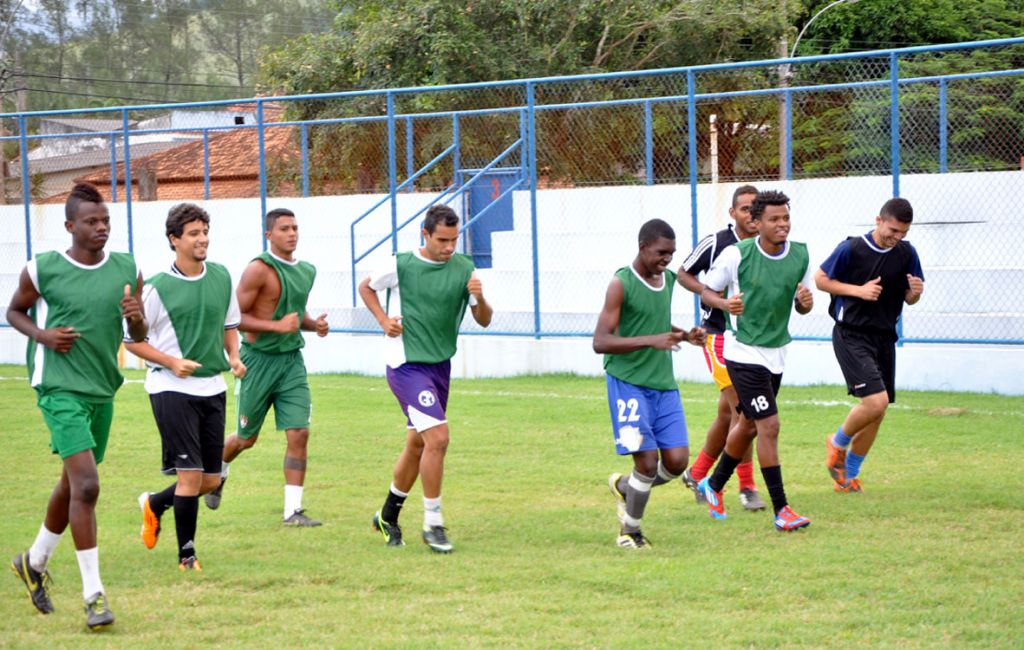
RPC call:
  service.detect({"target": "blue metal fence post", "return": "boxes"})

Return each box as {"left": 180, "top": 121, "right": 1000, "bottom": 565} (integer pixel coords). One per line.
{"left": 109, "top": 134, "right": 118, "bottom": 203}
{"left": 784, "top": 89, "right": 793, "bottom": 180}
{"left": 687, "top": 70, "right": 700, "bottom": 327}
{"left": 387, "top": 92, "right": 398, "bottom": 254}
{"left": 520, "top": 109, "right": 527, "bottom": 180}
{"left": 203, "top": 129, "right": 211, "bottom": 201}
{"left": 890, "top": 53, "right": 904, "bottom": 343}
{"left": 938, "top": 78, "right": 948, "bottom": 173}
{"left": 300, "top": 123, "right": 309, "bottom": 197}
{"left": 18, "top": 116, "right": 32, "bottom": 261}
{"left": 452, "top": 113, "right": 461, "bottom": 187}
{"left": 644, "top": 100, "right": 654, "bottom": 185}
{"left": 406, "top": 116, "right": 414, "bottom": 193}
{"left": 257, "top": 100, "right": 268, "bottom": 250}
{"left": 890, "top": 52, "right": 900, "bottom": 198}
{"left": 121, "top": 109, "right": 134, "bottom": 253}
{"left": 527, "top": 82, "right": 541, "bottom": 338}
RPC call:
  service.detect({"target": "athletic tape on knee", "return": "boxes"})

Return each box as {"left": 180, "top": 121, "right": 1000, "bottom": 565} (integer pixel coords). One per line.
{"left": 628, "top": 471, "right": 655, "bottom": 493}
{"left": 656, "top": 461, "right": 681, "bottom": 482}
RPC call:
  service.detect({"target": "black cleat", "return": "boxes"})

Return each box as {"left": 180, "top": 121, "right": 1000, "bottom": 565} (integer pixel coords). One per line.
{"left": 421, "top": 525, "right": 453, "bottom": 553}
{"left": 283, "top": 509, "right": 322, "bottom": 527}
{"left": 11, "top": 551, "right": 54, "bottom": 614}
{"left": 682, "top": 468, "right": 707, "bottom": 504}
{"left": 372, "top": 511, "right": 405, "bottom": 546}
{"left": 204, "top": 477, "right": 226, "bottom": 510}
{"left": 84, "top": 592, "right": 114, "bottom": 630}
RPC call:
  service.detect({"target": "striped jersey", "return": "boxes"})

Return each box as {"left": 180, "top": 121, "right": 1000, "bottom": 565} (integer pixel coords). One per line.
{"left": 680, "top": 224, "right": 739, "bottom": 334}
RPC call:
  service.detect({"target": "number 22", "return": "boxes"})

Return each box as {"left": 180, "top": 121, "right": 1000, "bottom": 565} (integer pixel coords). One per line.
{"left": 617, "top": 398, "right": 640, "bottom": 423}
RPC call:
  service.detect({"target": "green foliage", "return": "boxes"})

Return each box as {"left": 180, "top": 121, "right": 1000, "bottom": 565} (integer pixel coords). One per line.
{"left": 1, "top": 367, "right": 1022, "bottom": 645}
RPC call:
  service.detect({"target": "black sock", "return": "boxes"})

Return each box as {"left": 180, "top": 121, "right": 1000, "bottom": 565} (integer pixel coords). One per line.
{"left": 173, "top": 494, "right": 200, "bottom": 560}
{"left": 149, "top": 483, "right": 176, "bottom": 517}
{"left": 381, "top": 488, "right": 407, "bottom": 524}
{"left": 708, "top": 452, "right": 741, "bottom": 493}
{"left": 760, "top": 465, "right": 787, "bottom": 514}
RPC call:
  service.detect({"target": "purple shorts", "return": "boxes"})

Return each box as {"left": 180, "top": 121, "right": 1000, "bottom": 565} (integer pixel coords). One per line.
{"left": 386, "top": 360, "right": 451, "bottom": 432}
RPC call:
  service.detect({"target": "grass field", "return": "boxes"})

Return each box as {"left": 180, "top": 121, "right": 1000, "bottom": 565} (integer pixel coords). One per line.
{"left": 0, "top": 363, "right": 1022, "bottom": 647}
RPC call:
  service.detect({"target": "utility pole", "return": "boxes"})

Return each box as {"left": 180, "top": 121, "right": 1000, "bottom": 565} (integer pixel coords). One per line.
{"left": 777, "top": 0, "right": 789, "bottom": 181}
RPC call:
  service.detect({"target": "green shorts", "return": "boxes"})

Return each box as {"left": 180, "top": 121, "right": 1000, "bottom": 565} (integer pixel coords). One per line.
{"left": 236, "top": 347, "right": 311, "bottom": 439}
{"left": 38, "top": 394, "right": 114, "bottom": 463}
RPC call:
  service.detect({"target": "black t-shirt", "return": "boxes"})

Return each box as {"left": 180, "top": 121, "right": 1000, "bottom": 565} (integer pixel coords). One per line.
{"left": 680, "top": 225, "right": 739, "bottom": 334}
{"left": 819, "top": 232, "right": 924, "bottom": 335}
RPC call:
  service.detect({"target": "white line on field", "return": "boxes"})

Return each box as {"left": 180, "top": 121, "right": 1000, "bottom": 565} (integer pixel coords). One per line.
{"left": 3, "top": 376, "right": 1021, "bottom": 417}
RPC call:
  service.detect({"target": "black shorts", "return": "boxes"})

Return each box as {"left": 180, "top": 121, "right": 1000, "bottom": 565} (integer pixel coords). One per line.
{"left": 725, "top": 360, "right": 782, "bottom": 420}
{"left": 149, "top": 391, "right": 226, "bottom": 475}
{"left": 832, "top": 325, "right": 896, "bottom": 402}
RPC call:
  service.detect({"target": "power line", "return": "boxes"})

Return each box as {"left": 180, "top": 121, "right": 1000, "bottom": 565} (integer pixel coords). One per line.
{"left": 21, "top": 86, "right": 170, "bottom": 104}
{"left": 20, "top": 70, "right": 250, "bottom": 90}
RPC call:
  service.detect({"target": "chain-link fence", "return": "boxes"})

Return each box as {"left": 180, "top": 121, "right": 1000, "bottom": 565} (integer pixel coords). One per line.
{"left": 2, "top": 37, "right": 1022, "bottom": 343}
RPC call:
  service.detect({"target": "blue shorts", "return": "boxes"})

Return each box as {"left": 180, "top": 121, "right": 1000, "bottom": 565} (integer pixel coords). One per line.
{"left": 605, "top": 375, "right": 688, "bottom": 455}
{"left": 386, "top": 360, "right": 451, "bottom": 432}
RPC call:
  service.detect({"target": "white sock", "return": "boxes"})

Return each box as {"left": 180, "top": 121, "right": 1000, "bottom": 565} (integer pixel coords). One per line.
{"left": 423, "top": 496, "right": 443, "bottom": 528}
{"left": 284, "top": 484, "right": 303, "bottom": 519}
{"left": 75, "top": 547, "right": 104, "bottom": 600}
{"left": 28, "top": 524, "right": 63, "bottom": 572}
{"left": 221, "top": 461, "right": 230, "bottom": 479}
{"left": 389, "top": 482, "right": 408, "bottom": 498}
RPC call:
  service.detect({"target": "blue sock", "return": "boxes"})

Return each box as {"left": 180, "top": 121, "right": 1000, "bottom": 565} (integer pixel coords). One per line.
{"left": 833, "top": 427, "right": 852, "bottom": 448}
{"left": 845, "top": 451, "right": 866, "bottom": 480}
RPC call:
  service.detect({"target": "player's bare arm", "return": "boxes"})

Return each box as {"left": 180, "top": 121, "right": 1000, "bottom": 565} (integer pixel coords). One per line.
{"left": 358, "top": 277, "right": 404, "bottom": 337}
{"left": 905, "top": 274, "right": 924, "bottom": 305}
{"left": 676, "top": 270, "right": 705, "bottom": 295}
{"left": 125, "top": 340, "right": 202, "bottom": 378}
{"left": 237, "top": 259, "right": 298, "bottom": 339}
{"left": 122, "top": 272, "right": 148, "bottom": 342}
{"left": 6, "top": 267, "right": 81, "bottom": 353}
{"left": 813, "top": 268, "right": 883, "bottom": 302}
{"left": 300, "top": 311, "right": 330, "bottom": 337}
{"left": 794, "top": 283, "right": 814, "bottom": 315}
{"left": 702, "top": 285, "right": 744, "bottom": 315}
{"left": 224, "top": 327, "right": 246, "bottom": 377}
{"left": 467, "top": 274, "right": 492, "bottom": 327}
{"left": 593, "top": 278, "right": 684, "bottom": 353}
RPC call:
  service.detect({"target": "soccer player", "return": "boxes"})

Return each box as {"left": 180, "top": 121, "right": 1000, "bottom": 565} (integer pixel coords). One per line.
{"left": 359, "top": 204, "right": 493, "bottom": 553}
{"left": 7, "top": 182, "right": 147, "bottom": 629}
{"left": 205, "top": 208, "right": 329, "bottom": 526}
{"left": 696, "top": 190, "right": 815, "bottom": 532}
{"left": 596, "top": 219, "right": 705, "bottom": 549}
{"left": 677, "top": 184, "right": 766, "bottom": 511}
{"left": 814, "top": 197, "right": 924, "bottom": 492}
{"left": 127, "top": 204, "right": 246, "bottom": 571}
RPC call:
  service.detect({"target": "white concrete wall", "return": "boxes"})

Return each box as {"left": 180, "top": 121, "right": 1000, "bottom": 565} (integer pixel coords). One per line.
{"left": 1, "top": 170, "right": 1021, "bottom": 394}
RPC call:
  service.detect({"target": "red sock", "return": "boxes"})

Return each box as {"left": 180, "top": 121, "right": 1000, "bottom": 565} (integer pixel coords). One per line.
{"left": 690, "top": 449, "right": 716, "bottom": 481}
{"left": 736, "top": 461, "right": 756, "bottom": 491}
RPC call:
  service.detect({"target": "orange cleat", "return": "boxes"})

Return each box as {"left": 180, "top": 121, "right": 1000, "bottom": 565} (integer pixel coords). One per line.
{"left": 138, "top": 492, "right": 161, "bottom": 550}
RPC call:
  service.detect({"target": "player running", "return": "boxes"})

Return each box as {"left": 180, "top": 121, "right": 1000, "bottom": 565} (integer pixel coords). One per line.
{"left": 206, "top": 208, "right": 329, "bottom": 526}
{"left": 359, "top": 204, "right": 493, "bottom": 553}
{"left": 128, "top": 204, "right": 246, "bottom": 571}
{"left": 696, "top": 190, "right": 815, "bottom": 532}
{"left": 596, "top": 219, "right": 705, "bottom": 549}
{"left": 677, "top": 184, "right": 766, "bottom": 511}
{"left": 7, "top": 183, "right": 147, "bottom": 629}
{"left": 815, "top": 197, "right": 924, "bottom": 492}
